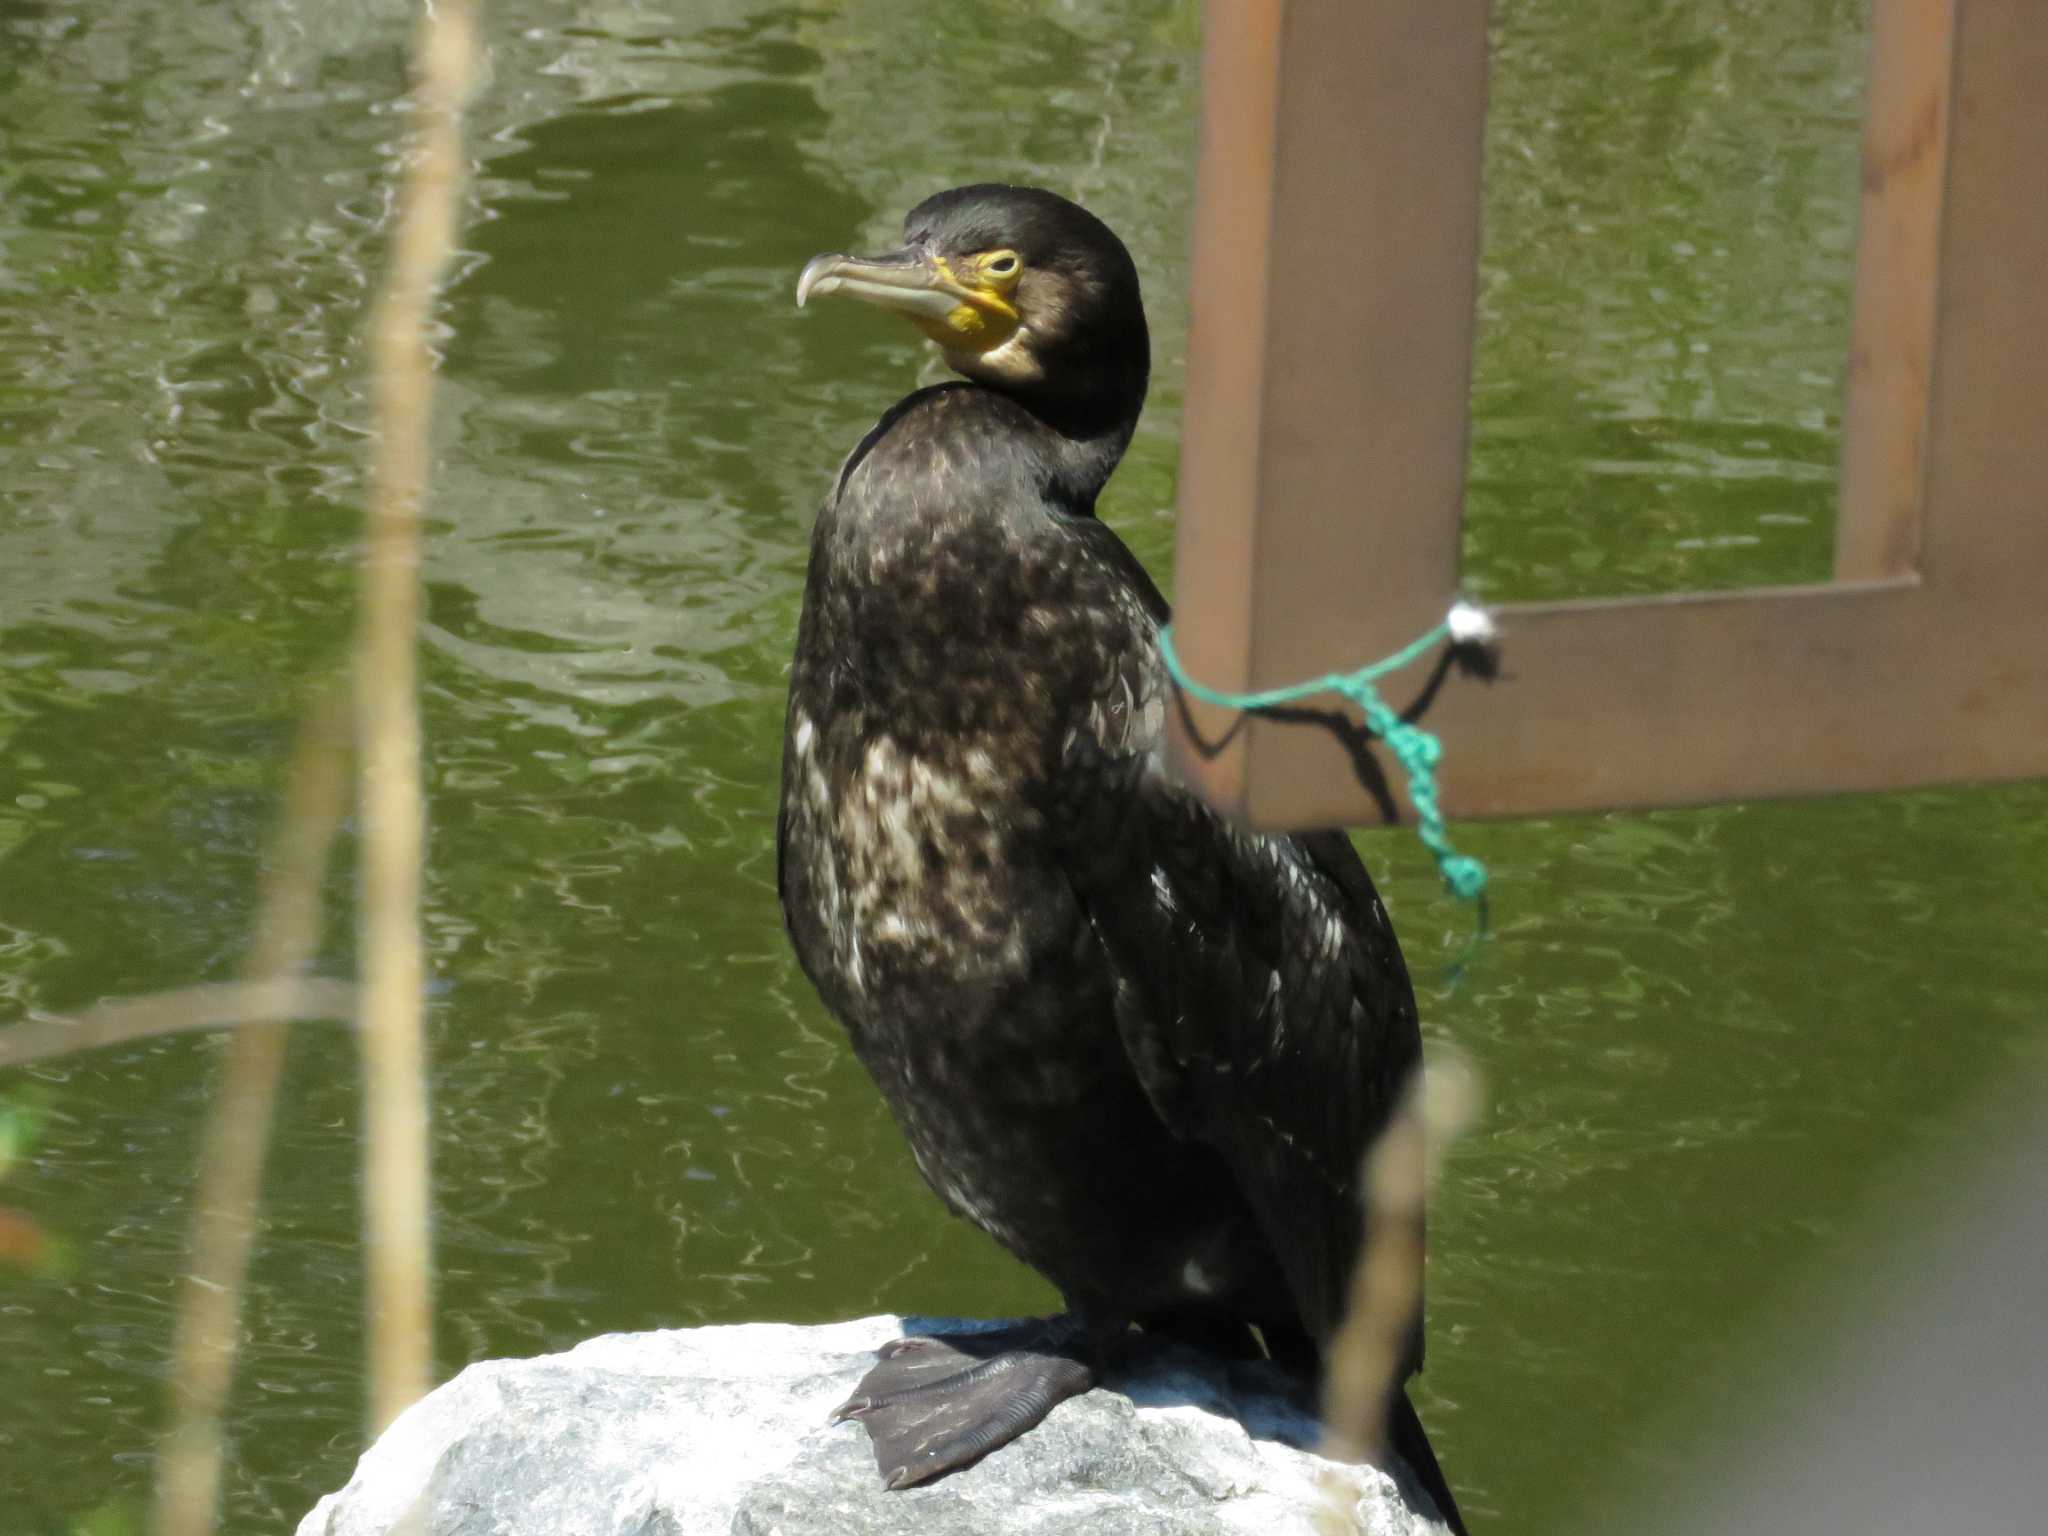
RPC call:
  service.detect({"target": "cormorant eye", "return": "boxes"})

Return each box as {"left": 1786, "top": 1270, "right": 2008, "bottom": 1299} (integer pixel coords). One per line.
{"left": 983, "top": 251, "right": 1021, "bottom": 279}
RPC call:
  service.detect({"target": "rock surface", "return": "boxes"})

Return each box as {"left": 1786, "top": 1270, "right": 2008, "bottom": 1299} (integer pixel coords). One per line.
{"left": 296, "top": 1315, "right": 1452, "bottom": 1535}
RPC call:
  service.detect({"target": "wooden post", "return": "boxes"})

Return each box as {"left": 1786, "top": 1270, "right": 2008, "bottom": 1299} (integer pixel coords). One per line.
{"left": 1167, "top": 0, "right": 2048, "bottom": 827}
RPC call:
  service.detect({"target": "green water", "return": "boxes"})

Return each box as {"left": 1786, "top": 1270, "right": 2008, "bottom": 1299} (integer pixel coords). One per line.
{"left": 2, "top": 2, "right": 2042, "bottom": 1531}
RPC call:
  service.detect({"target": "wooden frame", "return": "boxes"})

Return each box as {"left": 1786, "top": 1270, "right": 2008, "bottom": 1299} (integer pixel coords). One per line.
{"left": 1167, "top": 0, "right": 2048, "bottom": 827}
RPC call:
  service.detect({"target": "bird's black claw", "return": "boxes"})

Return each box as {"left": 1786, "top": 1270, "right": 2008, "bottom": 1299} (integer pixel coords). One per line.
{"left": 829, "top": 1394, "right": 872, "bottom": 1422}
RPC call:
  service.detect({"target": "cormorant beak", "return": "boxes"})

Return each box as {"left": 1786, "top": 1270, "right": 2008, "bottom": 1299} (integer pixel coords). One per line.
{"left": 796, "top": 246, "right": 1024, "bottom": 357}
{"left": 795, "top": 247, "right": 965, "bottom": 321}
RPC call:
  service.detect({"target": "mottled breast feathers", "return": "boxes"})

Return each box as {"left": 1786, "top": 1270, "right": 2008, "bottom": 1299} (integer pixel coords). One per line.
{"left": 776, "top": 384, "right": 1423, "bottom": 1355}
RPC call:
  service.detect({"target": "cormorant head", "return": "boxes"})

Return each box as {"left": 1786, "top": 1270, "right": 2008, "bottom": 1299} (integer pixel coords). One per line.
{"left": 797, "top": 184, "right": 1149, "bottom": 433}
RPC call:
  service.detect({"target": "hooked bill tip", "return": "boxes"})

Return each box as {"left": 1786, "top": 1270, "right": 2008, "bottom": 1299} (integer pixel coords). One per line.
{"left": 795, "top": 254, "right": 840, "bottom": 310}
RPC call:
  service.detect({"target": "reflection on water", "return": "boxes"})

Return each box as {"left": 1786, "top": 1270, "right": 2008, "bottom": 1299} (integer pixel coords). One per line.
{"left": 1466, "top": 0, "right": 1867, "bottom": 602}
{"left": 2, "top": 3, "right": 2043, "bottom": 1533}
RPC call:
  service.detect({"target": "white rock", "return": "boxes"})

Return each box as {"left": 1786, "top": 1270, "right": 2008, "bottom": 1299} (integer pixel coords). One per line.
{"left": 296, "top": 1315, "right": 1453, "bottom": 1536}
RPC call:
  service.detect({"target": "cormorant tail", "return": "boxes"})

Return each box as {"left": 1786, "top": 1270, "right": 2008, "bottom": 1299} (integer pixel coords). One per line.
{"left": 1386, "top": 1386, "right": 1469, "bottom": 1536}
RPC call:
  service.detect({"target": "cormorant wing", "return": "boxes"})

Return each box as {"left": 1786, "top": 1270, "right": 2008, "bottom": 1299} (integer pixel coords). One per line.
{"left": 1046, "top": 514, "right": 1425, "bottom": 1349}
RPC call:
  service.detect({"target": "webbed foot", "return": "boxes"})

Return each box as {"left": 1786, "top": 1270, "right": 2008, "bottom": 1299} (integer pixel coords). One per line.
{"left": 832, "top": 1317, "right": 1097, "bottom": 1489}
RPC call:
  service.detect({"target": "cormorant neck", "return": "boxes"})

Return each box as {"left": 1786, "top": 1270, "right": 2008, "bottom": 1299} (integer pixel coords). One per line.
{"left": 1035, "top": 405, "right": 1138, "bottom": 515}
{"left": 961, "top": 346, "right": 1148, "bottom": 515}
{"left": 935, "top": 272, "right": 1151, "bottom": 514}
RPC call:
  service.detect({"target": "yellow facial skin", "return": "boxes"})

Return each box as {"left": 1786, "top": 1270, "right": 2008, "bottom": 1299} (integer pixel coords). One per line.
{"left": 909, "top": 250, "right": 1024, "bottom": 355}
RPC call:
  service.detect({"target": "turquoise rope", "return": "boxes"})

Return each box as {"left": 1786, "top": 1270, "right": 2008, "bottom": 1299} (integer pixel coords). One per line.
{"left": 1157, "top": 620, "right": 1488, "bottom": 906}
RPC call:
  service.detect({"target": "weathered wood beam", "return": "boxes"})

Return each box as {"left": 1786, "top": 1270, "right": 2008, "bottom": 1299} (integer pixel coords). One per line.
{"left": 1167, "top": 0, "right": 2048, "bottom": 827}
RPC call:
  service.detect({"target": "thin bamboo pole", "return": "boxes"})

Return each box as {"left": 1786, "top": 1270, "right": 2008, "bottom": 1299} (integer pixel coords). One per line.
{"left": 155, "top": 682, "right": 352, "bottom": 1536}
{"left": 354, "top": 0, "right": 478, "bottom": 1435}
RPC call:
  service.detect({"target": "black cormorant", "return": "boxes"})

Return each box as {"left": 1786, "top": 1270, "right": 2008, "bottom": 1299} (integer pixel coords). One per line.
{"left": 778, "top": 183, "right": 1464, "bottom": 1529}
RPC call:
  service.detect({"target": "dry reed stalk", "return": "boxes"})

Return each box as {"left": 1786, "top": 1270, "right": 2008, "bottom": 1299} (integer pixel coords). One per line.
{"left": 0, "top": 979, "right": 355, "bottom": 1071}
{"left": 154, "top": 680, "right": 353, "bottom": 1536}
{"left": 354, "top": 0, "right": 478, "bottom": 1435}
{"left": 1317, "top": 1050, "right": 1480, "bottom": 1527}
